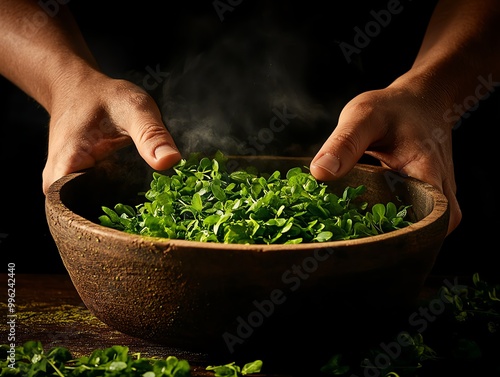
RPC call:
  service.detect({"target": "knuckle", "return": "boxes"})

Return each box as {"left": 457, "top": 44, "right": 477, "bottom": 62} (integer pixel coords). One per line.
{"left": 333, "top": 131, "right": 361, "bottom": 158}
{"left": 112, "top": 80, "right": 154, "bottom": 111}
{"left": 137, "top": 123, "right": 167, "bottom": 145}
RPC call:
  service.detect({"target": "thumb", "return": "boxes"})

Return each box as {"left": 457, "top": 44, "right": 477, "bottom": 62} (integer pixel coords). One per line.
{"left": 122, "top": 104, "right": 181, "bottom": 171}
{"left": 310, "top": 102, "right": 383, "bottom": 181}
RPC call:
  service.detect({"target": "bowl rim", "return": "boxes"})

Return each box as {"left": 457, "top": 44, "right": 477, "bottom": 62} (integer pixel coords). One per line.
{"left": 45, "top": 161, "right": 449, "bottom": 252}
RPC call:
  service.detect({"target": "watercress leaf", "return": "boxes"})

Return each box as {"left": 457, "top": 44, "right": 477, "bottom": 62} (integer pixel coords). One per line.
{"left": 251, "top": 207, "right": 271, "bottom": 221}
{"left": 203, "top": 214, "right": 220, "bottom": 226}
{"left": 488, "top": 288, "right": 500, "bottom": 301}
{"left": 114, "top": 203, "right": 136, "bottom": 218}
{"left": 386, "top": 202, "right": 397, "bottom": 219}
{"left": 206, "top": 363, "right": 240, "bottom": 377}
{"left": 211, "top": 182, "right": 227, "bottom": 201}
{"left": 303, "top": 176, "right": 318, "bottom": 192}
{"left": 274, "top": 204, "right": 285, "bottom": 217}
{"left": 101, "top": 206, "right": 121, "bottom": 223}
{"left": 46, "top": 346, "right": 72, "bottom": 364}
{"left": 191, "top": 192, "right": 203, "bottom": 213}
{"left": 185, "top": 152, "right": 201, "bottom": 166}
{"left": 307, "top": 204, "right": 326, "bottom": 218}
{"left": 372, "top": 203, "right": 386, "bottom": 222}
{"left": 473, "top": 272, "right": 481, "bottom": 286}
{"left": 155, "top": 191, "right": 175, "bottom": 206}
{"left": 22, "top": 341, "right": 44, "bottom": 362}
{"left": 99, "top": 215, "right": 119, "bottom": 229}
{"left": 353, "top": 185, "right": 366, "bottom": 197}
{"left": 214, "top": 213, "right": 232, "bottom": 235}
{"left": 286, "top": 167, "right": 303, "bottom": 179}
{"left": 320, "top": 354, "right": 350, "bottom": 375}
{"left": 241, "top": 359, "right": 263, "bottom": 375}
{"left": 314, "top": 231, "right": 333, "bottom": 242}
{"left": 268, "top": 170, "right": 281, "bottom": 182}
{"left": 230, "top": 170, "right": 253, "bottom": 183}
{"left": 281, "top": 218, "right": 294, "bottom": 233}
{"left": 251, "top": 182, "right": 262, "bottom": 198}
{"left": 211, "top": 158, "right": 220, "bottom": 174}
{"left": 397, "top": 207, "right": 408, "bottom": 218}
{"left": 199, "top": 157, "right": 212, "bottom": 171}
{"left": 284, "top": 238, "right": 303, "bottom": 244}
{"left": 172, "top": 359, "right": 191, "bottom": 376}
{"left": 229, "top": 198, "right": 242, "bottom": 211}
{"left": 265, "top": 218, "right": 286, "bottom": 227}
{"left": 224, "top": 224, "right": 253, "bottom": 244}
{"left": 108, "top": 360, "right": 128, "bottom": 371}
{"left": 390, "top": 217, "right": 402, "bottom": 227}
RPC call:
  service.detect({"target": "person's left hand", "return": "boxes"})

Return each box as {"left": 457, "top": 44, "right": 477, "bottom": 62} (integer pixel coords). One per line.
{"left": 309, "top": 82, "right": 461, "bottom": 235}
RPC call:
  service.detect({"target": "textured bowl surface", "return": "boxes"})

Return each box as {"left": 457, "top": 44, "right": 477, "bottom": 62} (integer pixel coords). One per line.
{"left": 45, "top": 156, "right": 449, "bottom": 357}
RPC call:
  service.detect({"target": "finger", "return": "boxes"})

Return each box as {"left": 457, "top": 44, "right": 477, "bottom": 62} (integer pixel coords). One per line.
{"left": 132, "top": 120, "right": 181, "bottom": 171}
{"left": 397, "top": 159, "right": 461, "bottom": 235}
{"left": 310, "top": 101, "right": 386, "bottom": 181}
{"left": 117, "top": 94, "right": 182, "bottom": 171}
{"left": 443, "top": 181, "right": 462, "bottom": 235}
{"left": 42, "top": 140, "right": 96, "bottom": 195}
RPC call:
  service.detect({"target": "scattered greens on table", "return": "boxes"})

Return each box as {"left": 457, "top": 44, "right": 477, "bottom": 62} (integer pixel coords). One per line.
{"left": 3, "top": 273, "right": 498, "bottom": 376}
{"left": 0, "top": 341, "right": 262, "bottom": 376}
{"left": 320, "top": 272, "right": 500, "bottom": 376}
{"left": 98, "top": 151, "right": 412, "bottom": 243}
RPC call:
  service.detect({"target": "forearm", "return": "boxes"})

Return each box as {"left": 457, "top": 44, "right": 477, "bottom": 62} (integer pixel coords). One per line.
{"left": 0, "top": 0, "right": 99, "bottom": 112}
{"left": 392, "top": 0, "right": 500, "bottom": 122}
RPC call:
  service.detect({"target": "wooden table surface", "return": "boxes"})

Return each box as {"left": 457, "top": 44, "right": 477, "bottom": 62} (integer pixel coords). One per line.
{"left": 0, "top": 273, "right": 445, "bottom": 376}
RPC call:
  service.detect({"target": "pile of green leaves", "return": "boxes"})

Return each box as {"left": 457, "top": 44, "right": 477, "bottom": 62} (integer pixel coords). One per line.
{"left": 99, "top": 152, "right": 412, "bottom": 244}
{"left": 0, "top": 341, "right": 262, "bottom": 377}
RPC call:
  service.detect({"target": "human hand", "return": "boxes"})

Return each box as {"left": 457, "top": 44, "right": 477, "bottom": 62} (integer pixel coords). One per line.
{"left": 309, "top": 84, "right": 461, "bottom": 236}
{"left": 42, "top": 72, "right": 181, "bottom": 194}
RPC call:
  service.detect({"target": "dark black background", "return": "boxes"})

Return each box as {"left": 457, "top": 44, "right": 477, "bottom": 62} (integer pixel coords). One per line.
{"left": 0, "top": 0, "right": 497, "bottom": 280}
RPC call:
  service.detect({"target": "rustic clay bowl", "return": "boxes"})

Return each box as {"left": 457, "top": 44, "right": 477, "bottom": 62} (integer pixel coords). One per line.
{"left": 45, "top": 156, "right": 449, "bottom": 360}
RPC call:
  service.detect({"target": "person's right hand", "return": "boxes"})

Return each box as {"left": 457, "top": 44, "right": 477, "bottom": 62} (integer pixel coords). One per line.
{"left": 42, "top": 70, "right": 181, "bottom": 194}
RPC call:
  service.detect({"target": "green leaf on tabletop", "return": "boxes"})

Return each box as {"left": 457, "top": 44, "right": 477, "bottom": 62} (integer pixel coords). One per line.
{"left": 241, "top": 360, "right": 263, "bottom": 375}
{"left": 320, "top": 354, "right": 350, "bottom": 375}
{"left": 206, "top": 360, "right": 262, "bottom": 376}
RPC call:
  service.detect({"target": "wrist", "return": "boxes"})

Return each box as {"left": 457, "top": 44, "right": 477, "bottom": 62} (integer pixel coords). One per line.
{"left": 47, "top": 58, "right": 103, "bottom": 114}
{"left": 388, "top": 58, "right": 498, "bottom": 130}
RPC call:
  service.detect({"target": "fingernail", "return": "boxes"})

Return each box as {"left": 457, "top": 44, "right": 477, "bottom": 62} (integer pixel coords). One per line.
{"left": 154, "top": 145, "right": 178, "bottom": 160}
{"left": 313, "top": 153, "right": 340, "bottom": 176}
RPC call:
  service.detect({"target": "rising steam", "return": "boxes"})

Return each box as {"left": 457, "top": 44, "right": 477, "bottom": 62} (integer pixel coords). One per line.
{"left": 159, "top": 21, "right": 340, "bottom": 158}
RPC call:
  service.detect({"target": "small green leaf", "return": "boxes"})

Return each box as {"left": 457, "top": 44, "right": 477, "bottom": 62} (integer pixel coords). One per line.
{"left": 108, "top": 361, "right": 127, "bottom": 371}
{"left": 286, "top": 167, "right": 303, "bottom": 179}
{"left": 191, "top": 192, "right": 203, "bottom": 212}
{"left": 241, "top": 359, "right": 263, "bottom": 375}
{"left": 101, "top": 206, "right": 121, "bottom": 223}
{"left": 371, "top": 203, "right": 386, "bottom": 221}
{"left": 212, "top": 182, "right": 227, "bottom": 201}
{"left": 385, "top": 202, "right": 397, "bottom": 219}
{"left": 115, "top": 203, "right": 136, "bottom": 217}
